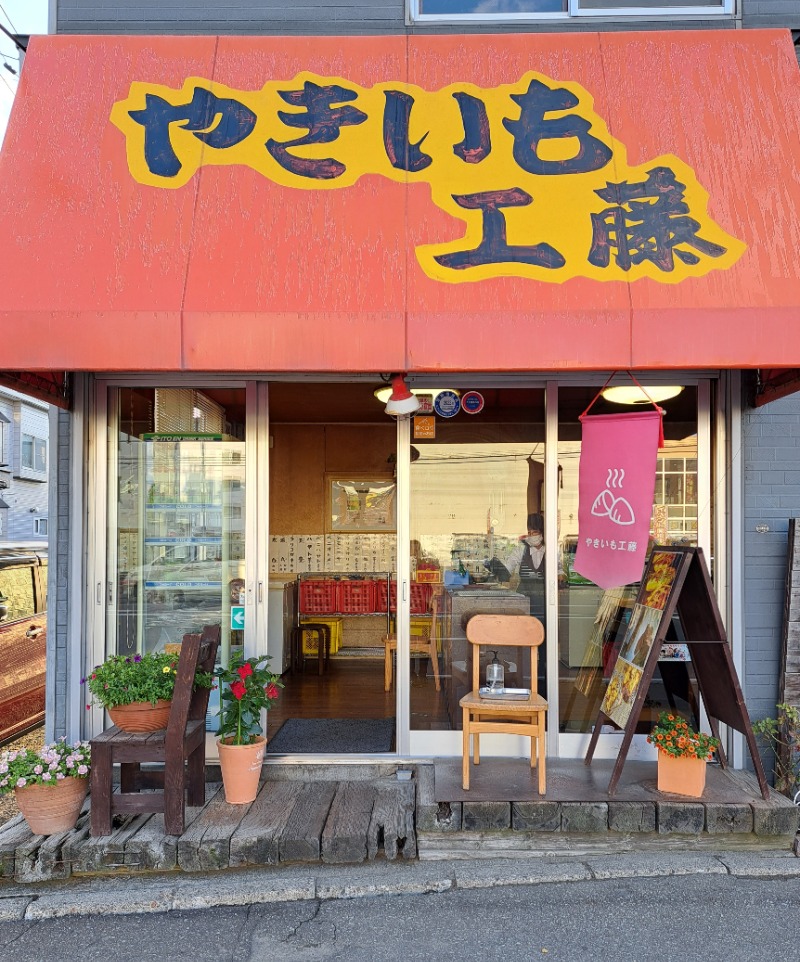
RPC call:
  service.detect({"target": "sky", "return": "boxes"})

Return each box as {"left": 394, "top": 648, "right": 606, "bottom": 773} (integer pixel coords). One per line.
{"left": 0, "top": 0, "right": 49, "bottom": 144}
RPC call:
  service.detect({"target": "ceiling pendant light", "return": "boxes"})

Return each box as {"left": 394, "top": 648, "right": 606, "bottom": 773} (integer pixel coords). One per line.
{"left": 601, "top": 385, "right": 684, "bottom": 405}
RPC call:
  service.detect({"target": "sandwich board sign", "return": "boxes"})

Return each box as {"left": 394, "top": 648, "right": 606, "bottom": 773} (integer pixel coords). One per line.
{"left": 585, "top": 546, "right": 769, "bottom": 799}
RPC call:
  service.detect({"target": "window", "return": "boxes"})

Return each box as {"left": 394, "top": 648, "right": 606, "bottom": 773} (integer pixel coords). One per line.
{"left": 0, "top": 421, "right": 5, "bottom": 466}
{"left": 21, "top": 435, "right": 47, "bottom": 473}
{"left": 410, "top": 0, "right": 731, "bottom": 20}
{"left": 34, "top": 518, "right": 48, "bottom": 536}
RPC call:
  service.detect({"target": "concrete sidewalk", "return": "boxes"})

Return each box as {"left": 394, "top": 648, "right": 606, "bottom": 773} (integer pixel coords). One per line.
{"left": 1, "top": 848, "right": 799, "bottom": 922}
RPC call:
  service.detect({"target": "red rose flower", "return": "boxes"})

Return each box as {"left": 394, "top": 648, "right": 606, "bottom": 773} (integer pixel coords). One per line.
{"left": 237, "top": 663, "right": 254, "bottom": 680}
{"left": 265, "top": 682, "right": 279, "bottom": 699}
{"left": 230, "top": 680, "right": 247, "bottom": 700}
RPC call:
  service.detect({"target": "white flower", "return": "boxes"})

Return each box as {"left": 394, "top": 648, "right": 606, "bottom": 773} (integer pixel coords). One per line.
{"left": 42, "top": 772, "right": 52, "bottom": 781}
{"left": 15, "top": 777, "right": 26, "bottom": 788}
{"left": 55, "top": 772, "right": 65, "bottom": 780}
{"left": 77, "top": 765, "right": 88, "bottom": 775}
{"left": 33, "top": 765, "right": 43, "bottom": 774}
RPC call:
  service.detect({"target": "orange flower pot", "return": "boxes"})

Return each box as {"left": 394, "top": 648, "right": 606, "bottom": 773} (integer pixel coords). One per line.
{"left": 217, "top": 736, "right": 266, "bottom": 804}
{"left": 15, "top": 776, "right": 88, "bottom": 835}
{"left": 657, "top": 752, "right": 707, "bottom": 797}
{"left": 108, "top": 699, "right": 172, "bottom": 732}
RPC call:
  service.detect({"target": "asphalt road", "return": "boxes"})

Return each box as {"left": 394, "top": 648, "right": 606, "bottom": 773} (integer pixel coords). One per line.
{"left": 1, "top": 873, "right": 798, "bottom": 962}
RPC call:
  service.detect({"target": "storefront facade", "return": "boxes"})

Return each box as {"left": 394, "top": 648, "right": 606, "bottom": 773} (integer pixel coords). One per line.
{"left": 3, "top": 23, "right": 800, "bottom": 772}
{"left": 74, "top": 374, "right": 718, "bottom": 763}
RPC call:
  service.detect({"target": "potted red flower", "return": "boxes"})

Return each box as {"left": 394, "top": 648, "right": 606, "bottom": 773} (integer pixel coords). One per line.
{"left": 213, "top": 655, "right": 282, "bottom": 804}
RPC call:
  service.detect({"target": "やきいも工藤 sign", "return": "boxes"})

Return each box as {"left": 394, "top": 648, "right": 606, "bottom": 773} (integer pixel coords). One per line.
{"left": 111, "top": 72, "right": 745, "bottom": 286}
{"left": 572, "top": 409, "right": 662, "bottom": 591}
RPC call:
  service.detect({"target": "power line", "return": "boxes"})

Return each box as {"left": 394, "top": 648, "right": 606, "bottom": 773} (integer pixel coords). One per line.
{"left": 0, "top": 68, "right": 15, "bottom": 98}
{"left": 0, "top": 23, "right": 25, "bottom": 54}
{"left": 0, "top": 3, "right": 19, "bottom": 35}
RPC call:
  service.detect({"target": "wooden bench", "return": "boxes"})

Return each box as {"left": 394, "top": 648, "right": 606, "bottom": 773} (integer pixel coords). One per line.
{"left": 89, "top": 624, "right": 221, "bottom": 837}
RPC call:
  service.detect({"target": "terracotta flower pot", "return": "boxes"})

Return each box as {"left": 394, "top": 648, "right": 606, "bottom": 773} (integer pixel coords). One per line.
{"left": 15, "top": 776, "right": 88, "bottom": 835}
{"left": 217, "top": 736, "right": 266, "bottom": 804}
{"left": 657, "top": 751, "right": 707, "bottom": 797}
{"left": 108, "top": 699, "right": 172, "bottom": 733}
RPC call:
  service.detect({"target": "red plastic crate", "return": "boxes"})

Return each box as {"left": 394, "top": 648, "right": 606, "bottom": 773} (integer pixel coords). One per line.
{"left": 412, "top": 583, "right": 432, "bottom": 614}
{"left": 336, "top": 580, "right": 376, "bottom": 614}
{"left": 376, "top": 581, "right": 431, "bottom": 614}
{"left": 299, "top": 579, "right": 337, "bottom": 614}
{"left": 376, "top": 580, "right": 396, "bottom": 613}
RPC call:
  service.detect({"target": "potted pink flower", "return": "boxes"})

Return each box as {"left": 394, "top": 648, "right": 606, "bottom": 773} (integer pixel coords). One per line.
{"left": 0, "top": 739, "right": 91, "bottom": 835}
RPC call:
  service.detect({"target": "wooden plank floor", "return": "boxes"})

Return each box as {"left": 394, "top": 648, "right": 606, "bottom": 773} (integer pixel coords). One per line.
{"left": 0, "top": 761, "right": 795, "bottom": 882}
{"left": 0, "top": 775, "right": 417, "bottom": 883}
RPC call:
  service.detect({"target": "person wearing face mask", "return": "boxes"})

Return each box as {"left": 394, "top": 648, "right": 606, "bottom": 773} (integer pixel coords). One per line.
{"left": 505, "top": 513, "right": 545, "bottom": 619}
{"left": 504, "top": 512, "right": 547, "bottom": 697}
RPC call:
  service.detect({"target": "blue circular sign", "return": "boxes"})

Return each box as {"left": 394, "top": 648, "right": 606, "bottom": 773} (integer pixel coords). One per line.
{"left": 434, "top": 390, "right": 461, "bottom": 418}
{"left": 461, "top": 391, "right": 485, "bottom": 414}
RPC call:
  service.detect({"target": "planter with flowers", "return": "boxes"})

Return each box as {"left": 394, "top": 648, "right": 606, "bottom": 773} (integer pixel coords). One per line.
{"left": 84, "top": 650, "right": 213, "bottom": 733}
{"left": 0, "top": 739, "right": 91, "bottom": 835}
{"left": 647, "top": 711, "right": 720, "bottom": 797}
{"left": 214, "top": 655, "right": 283, "bottom": 804}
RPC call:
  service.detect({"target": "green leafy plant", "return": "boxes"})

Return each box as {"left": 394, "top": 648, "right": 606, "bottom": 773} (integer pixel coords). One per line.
{"left": 753, "top": 702, "right": 800, "bottom": 798}
{"left": 647, "top": 711, "right": 720, "bottom": 760}
{"left": 0, "top": 739, "right": 91, "bottom": 795}
{"left": 83, "top": 651, "right": 212, "bottom": 710}
{"left": 214, "top": 655, "right": 283, "bottom": 746}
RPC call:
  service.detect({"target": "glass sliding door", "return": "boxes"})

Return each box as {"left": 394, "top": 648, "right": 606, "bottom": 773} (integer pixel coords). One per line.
{"left": 408, "top": 387, "right": 546, "bottom": 755}
{"left": 556, "top": 383, "right": 707, "bottom": 756}
{"left": 106, "top": 385, "right": 247, "bottom": 681}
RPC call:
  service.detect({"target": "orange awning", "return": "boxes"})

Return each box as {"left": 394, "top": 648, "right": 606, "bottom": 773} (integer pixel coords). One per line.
{"left": 2, "top": 30, "right": 800, "bottom": 374}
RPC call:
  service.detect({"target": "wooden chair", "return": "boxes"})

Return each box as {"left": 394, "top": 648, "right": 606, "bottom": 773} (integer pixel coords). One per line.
{"left": 383, "top": 589, "right": 441, "bottom": 692}
{"left": 90, "top": 623, "right": 221, "bottom": 837}
{"left": 459, "top": 614, "right": 548, "bottom": 793}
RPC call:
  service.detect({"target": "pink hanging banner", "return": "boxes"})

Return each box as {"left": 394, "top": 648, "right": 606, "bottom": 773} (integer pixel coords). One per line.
{"left": 572, "top": 410, "right": 662, "bottom": 590}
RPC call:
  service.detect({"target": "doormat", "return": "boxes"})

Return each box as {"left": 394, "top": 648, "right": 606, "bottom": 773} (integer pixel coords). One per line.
{"left": 266, "top": 717, "right": 396, "bottom": 754}
{"left": 333, "top": 646, "right": 385, "bottom": 659}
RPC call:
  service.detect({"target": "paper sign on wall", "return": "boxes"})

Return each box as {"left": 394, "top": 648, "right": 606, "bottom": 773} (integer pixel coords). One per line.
{"left": 414, "top": 416, "right": 436, "bottom": 439}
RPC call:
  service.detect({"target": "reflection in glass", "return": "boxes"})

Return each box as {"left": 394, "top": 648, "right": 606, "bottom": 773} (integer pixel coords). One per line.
{"left": 557, "top": 386, "right": 702, "bottom": 735}
{"left": 420, "top": 0, "right": 565, "bottom": 11}
{"left": 410, "top": 389, "right": 546, "bottom": 731}
{"left": 112, "top": 388, "right": 246, "bottom": 672}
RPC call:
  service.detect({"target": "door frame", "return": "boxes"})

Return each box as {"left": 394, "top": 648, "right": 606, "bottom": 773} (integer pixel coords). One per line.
{"left": 86, "top": 372, "right": 727, "bottom": 760}
{"left": 88, "top": 375, "right": 257, "bottom": 745}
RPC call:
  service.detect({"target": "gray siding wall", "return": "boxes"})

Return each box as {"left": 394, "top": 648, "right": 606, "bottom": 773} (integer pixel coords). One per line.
{"left": 45, "top": 406, "right": 72, "bottom": 742}
{"left": 742, "top": 391, "right": 800, "bottom": 723}
{"left": 53, "top": 0, "right": 800, "bottom": 34}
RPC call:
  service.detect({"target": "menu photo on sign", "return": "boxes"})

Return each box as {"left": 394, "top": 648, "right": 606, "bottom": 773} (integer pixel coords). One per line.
{"left": 600, "top": 550, "right": 682, "bottom": 729}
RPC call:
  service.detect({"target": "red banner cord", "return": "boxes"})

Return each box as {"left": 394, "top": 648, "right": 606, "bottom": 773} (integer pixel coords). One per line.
{"left": 580, "top": 370, "right": 665, "bottom": 448}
